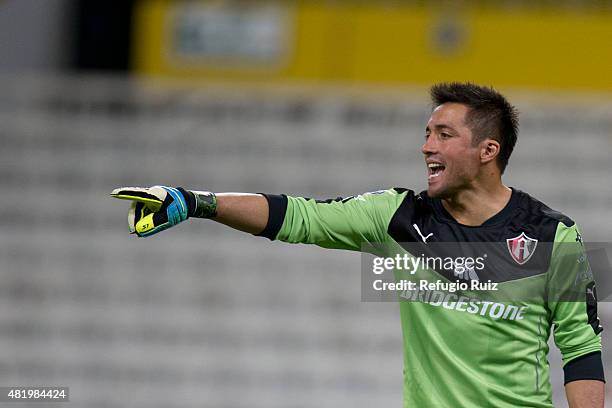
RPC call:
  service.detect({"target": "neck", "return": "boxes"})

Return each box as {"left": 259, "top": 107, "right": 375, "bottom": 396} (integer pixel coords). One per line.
{"left": 441, "top": 181, "right": 512, "bottom": 226}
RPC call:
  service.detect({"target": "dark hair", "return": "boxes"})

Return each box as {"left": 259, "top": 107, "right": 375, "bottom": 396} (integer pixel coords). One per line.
{"left": 430, "top": 82, "right": 519, "bottom": 174}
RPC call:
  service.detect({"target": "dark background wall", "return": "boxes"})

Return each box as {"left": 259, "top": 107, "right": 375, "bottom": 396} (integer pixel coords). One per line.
{"left": 70, "top": 0, "right": 135, "bottom": 72}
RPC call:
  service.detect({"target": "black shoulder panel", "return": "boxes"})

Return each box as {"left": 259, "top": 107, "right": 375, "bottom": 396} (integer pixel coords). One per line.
{"left": 541, "top": 206, "right": 575, "bottom": 228}
{"left": 387, "top": 190, "right": 431, "bottom": 243}
{"left": 508, "top": 189, "right": 574, "bottom": 242}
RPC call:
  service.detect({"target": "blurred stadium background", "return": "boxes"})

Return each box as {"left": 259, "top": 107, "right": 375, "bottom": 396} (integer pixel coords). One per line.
{"left": 0, "top": 1, "right": 610, "bottom": 407}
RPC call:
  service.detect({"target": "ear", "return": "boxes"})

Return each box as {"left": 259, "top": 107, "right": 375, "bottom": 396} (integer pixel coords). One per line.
{"left": 480, "top": 139, "right": 500, "bottom": 165}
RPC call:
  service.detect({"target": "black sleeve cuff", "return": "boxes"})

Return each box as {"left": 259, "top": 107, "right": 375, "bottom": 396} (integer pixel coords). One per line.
{"left": 564, "top": 351, "right": 605, "bottom": 384}
{"left": 255, "top": 194, "right": 288, "bottom": 240}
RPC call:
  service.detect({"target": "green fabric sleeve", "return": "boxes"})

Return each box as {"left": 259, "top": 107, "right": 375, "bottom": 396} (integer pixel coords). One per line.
{"left": 276, "top": 189, "right": 407, "bottom": 251}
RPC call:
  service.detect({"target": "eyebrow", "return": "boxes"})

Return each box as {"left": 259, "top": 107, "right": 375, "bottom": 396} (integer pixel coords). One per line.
{"left": 425, "top": 124, "right": 456, "bottom": 132}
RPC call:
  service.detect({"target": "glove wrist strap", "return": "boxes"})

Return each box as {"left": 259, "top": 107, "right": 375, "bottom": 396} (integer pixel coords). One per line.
{"left": 177, "top": 187, "right": 217, "bottom": 219}
{"left": 192, "top": 190, "right": 217, "bottom": 218}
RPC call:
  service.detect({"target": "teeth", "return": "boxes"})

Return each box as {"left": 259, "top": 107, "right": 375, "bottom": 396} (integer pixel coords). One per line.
{"left": 427, "top": 163, "right": 444, "bottom": 181}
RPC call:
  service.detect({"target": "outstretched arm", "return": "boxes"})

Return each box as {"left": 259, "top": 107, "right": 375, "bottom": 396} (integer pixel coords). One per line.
{"left": 110, "top": 186, "right": 270, "bottom": 237}
{"left": 110, "top": 186, "right": 406, "bottom": 248}
{"left": 212, "top": 193, "right": 268, "bottom": 234}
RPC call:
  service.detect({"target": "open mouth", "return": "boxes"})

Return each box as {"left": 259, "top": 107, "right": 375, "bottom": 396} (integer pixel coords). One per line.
{"left": 427, "top": 163, "right": 445, "bottom": 180}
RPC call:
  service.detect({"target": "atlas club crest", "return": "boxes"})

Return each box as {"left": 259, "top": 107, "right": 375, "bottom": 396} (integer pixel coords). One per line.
{"left": 506, "top": 232, "right": 538, "bottom": 265}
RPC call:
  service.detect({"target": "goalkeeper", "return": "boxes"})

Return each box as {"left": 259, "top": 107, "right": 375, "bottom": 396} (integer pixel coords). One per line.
{"left": 112, "top": 83, "right": 604, "bottom": 408}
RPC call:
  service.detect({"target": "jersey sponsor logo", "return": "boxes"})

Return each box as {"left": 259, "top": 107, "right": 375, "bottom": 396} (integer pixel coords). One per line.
{"left": 400, "top": 288, "right": 527, "bottom": 321}
{"left": 506, "top": 232, "right": 538, "bottom": 265}
{"left": 412, "top": 224, "right": 434, "bottom": 243}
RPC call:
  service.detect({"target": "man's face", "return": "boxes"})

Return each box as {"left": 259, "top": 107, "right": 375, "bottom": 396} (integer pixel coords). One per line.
{"left": 422, "top": 103, "right": 482, "bottom": 198}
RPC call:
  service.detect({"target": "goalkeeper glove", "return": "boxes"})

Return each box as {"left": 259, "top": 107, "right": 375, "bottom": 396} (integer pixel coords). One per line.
{"left": 110, "top": 186, "right": 217, "bottom": 237}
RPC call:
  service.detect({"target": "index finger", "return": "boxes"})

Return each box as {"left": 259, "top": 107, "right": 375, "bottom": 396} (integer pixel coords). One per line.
{"left": 110, "top": 187, "right": 164, "bottom": 209}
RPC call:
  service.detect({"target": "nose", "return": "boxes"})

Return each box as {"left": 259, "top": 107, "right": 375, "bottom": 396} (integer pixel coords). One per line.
{"left": 422, "top": 135, "right": 437, "bottom": 156}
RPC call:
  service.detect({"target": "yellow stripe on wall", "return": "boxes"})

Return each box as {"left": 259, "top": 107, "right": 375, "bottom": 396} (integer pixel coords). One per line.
{"left": 132, "top": 1, "right": 612, "bottom": 92}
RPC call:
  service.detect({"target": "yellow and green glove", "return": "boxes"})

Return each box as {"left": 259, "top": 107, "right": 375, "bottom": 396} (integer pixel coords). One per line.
{"left": 110, "top": 186, "right": 217, "bottom": 237}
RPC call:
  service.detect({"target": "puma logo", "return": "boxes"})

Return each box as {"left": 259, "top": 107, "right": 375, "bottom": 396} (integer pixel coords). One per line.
{"left": 413, "top": 224, "right": 433, "bottom": 243}
{"left": 586, "top": 287, "right": 596, "bottom": 300}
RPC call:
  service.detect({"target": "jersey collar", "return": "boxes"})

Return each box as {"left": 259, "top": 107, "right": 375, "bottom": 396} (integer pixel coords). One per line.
{"left": 429, "top": 187, "right": 520, "bottom": 228}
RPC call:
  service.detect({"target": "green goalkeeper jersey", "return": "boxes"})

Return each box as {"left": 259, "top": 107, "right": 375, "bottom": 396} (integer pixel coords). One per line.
{"left": 257, "top": 187, "right": 603, "bottom": 407}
